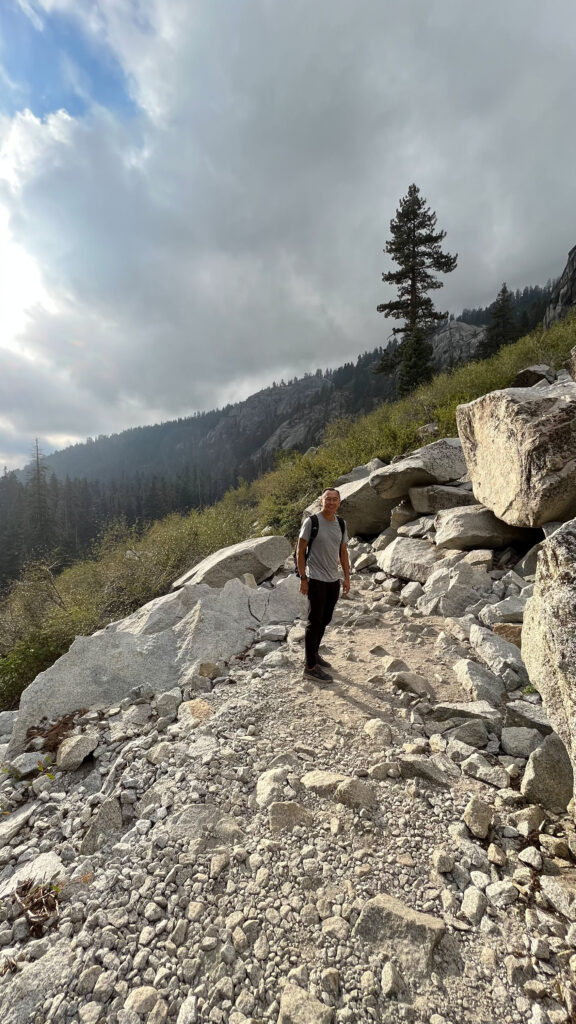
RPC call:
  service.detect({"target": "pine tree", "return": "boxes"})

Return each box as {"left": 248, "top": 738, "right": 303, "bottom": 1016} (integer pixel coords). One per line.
{"left": 375, "top": 184, "right": 457, "bottom": 393}
{"left": 477, "top": 283, "right": 518, "bottom": 358}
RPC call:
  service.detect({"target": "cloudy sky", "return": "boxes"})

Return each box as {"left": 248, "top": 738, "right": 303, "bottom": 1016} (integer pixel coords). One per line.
{"left": 0, "top": 0, "right": 575, "bottom": 470}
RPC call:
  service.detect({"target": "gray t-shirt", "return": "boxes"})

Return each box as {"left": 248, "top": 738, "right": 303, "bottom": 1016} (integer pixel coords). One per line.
{"left": 299, "top": 514, "right": 348, "bottom": 583}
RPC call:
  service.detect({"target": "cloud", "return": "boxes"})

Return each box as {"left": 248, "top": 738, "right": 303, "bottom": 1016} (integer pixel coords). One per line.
{"left": 1, "top": 0, "right": 576, "bottom": 469}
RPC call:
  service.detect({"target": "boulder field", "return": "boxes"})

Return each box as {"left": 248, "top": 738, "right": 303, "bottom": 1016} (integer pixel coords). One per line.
{"left": 1, "top": 351, "right": 576, "bottom": 1023}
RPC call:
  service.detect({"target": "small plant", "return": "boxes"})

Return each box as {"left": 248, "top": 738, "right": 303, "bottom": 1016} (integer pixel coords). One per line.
{"left": 523, "top": 684, "right": 537, "bottom": 695}
{"left": 13, "top": 877, "right": 61, "bottom": 937}
{"left": 36, "top": 756, "right": 55, "bottom": 781}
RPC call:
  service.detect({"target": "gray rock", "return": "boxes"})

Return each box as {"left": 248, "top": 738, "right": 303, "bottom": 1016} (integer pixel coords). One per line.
{"left": 452, "top": 659, "right": 505, "bottom": 706}
{"left": 0, "top": 710, "right": 17, "bottom": 738}
{"left": 399, "top": 755, "right": 454, "bottom": 788}
{"left": 446, "top": 719, "right": 489, "bottom": 748}
{"left": 9, "top": 577, "right": 304, "bottom": 757}
{"left": 0, "top": 940, "right": 74, "bottom": 1024}
{"left": 400, "top": 581, "right": 424, "bottom": 607}
{"left": 364, "top": 719, "right": 393, "bottom": 745}
{"left": 387, "top": 671, "right": 431, "bottom": 697}
{"left": 80, "top": 797, "right": 123, "bottom": 855}
{"left": 462, "top": 796, "right": 493, "bottom": 838}
{"left": 461, "top": 886, "right": 488, "bottom": 925}
{"left": 380, "top": 961, "right": 406, "bottom": 997}
{"left": 485, "top": 880, "right": 519, "bottom": 908}
{"left": 376, "top": 536, "right": 445, "bottom": 584}
{"left": 372, "top": 527, "right": 397, "bottom": 552}
{"left": 278, "top": 983, "right": 334, "bottom": 1023}
{"left": 0, "top": 802, "right": 37, "bottom": 847}
{"left": 504, "top": 700, "right": 552, "bottom": 734}
{"left": 268, "top": 802, "right": 314, "bottom": 832}
{"left": 523, "top": 520, "right": 576, "bottom": 809}
{"left": 0, "top": 851, "right": 66, "bottom": 899}
{"left": 511, "top": 365, "right": 556, "bottom": 387}
{"left": 56, "top": 731, "right": 99, "bottom": 771}
{"left": 456, "top": 380, "right": 576, "bottom": 527}
{"left": 333, "top": 778, "right": 376, "bottom": 809}
{"left": 520, "top": 734, "right": 573, "bottom": 813}
{"left": 369, "top": 438, "right": 466, "bottom": 500}
{"left": 352, "top": 893, "right": 445, "bottom": 977}
{"left": 461, "top": 753, "right": 509, "bottom": 789}
{"left": 408, "top": 483, "right": 479, "bottom": 514}
{"left": 469, "top": 624, "right": 528, "bottom": 687}
{"left": 435, "top": 505, "right": 531, "bottom": 550}
{"left": 479, "top": 596, "right": 527, "bottom": 627}
{"left": 500, "top": 727, "right": 543, "bottom": 758}
{"left": 173, "top": 534, "right": 291, "bottom": 588}
{"left": 429, "top": 701, "right": 503, "bottom": 734}
{"left": 417, "top": 562, "right": 491, "bottom": 617}
{"left": 540, "top": 872, "right": 576, "bottom": 921}
{"left": 301, "top": 770, "right": 349, "bottom": 796}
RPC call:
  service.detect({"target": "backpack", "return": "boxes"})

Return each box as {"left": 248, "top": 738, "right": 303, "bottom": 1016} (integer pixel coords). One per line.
{"left": 293, "top": 513, "right": 346, "bottom": 576}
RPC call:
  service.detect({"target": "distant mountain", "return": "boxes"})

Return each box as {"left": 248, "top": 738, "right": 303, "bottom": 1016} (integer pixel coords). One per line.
{"left": 21, "top": 349, "right": 398, "bottom": 498}
{"left": 2, "top": 270, "right": 560, "bottom": 592}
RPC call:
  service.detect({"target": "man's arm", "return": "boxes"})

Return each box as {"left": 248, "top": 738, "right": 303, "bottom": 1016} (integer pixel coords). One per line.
{"left": 340, "top": 542, "right": 351, "bottom": 595}
{"left": 297, "top": 538, "right": 309, "bottom": 595}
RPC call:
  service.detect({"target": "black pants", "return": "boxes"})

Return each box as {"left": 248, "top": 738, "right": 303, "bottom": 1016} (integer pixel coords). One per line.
{"left": 305, "top": 578, "right": 341, "bottom": 668}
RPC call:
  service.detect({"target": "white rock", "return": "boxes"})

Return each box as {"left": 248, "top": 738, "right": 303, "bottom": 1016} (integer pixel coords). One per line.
{"left": 172, "top": 535, "right": 291, "bottom": 588}
{"left": 456, "top": 380, "right": 576, "bottom": 527}
{"left": 369, "top": 438, "right": 466, "bottom": 500}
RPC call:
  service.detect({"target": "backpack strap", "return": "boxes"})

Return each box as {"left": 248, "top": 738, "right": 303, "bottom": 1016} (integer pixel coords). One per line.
{"left": 306, "top": 514, "right": 319, "bottom": 556}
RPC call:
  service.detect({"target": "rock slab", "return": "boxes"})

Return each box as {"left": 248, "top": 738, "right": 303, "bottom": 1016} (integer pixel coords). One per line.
{"left": 352, "top": 892, "right": 444, "bottom": 977}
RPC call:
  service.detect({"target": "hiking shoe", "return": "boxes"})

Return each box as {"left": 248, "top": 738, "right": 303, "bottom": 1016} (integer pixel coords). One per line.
{"left": 303, "top": 665, "right": 333, "bottom": 683}
{"left": 316, "top": 653, "right": 332, "bottom": 668}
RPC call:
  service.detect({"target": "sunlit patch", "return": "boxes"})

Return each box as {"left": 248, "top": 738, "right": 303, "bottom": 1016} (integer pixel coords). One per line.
{"left": 0, "top": 205, "right": 56, "bottom": 351}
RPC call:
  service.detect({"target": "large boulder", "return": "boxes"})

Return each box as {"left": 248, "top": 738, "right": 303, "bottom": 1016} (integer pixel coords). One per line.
{"left": 172, "top": 535, "right": 291, "bottom": 589}
{"left": 434, "top": 505, "right": 534, "bottom": 550}
{"left": 306, "top": 477, "right": 396, "bottom": 536}
{"left": 8, "top": 577, "right": 305, "bottom": 757}
{"left": 369, "top": 438, "right": 467, "bottom": 501}
{"left": 523, "top": 520, "right": 576, "bottom": 803}
{"left": 456, "top": 381, "right": 576, "bottom": 527}
{"left": 376, "top": 536, "right": 445, "bottom": 584}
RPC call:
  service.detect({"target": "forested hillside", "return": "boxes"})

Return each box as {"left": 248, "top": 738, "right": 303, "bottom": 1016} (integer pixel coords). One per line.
{"left": 0, "top": 350, "right": 394, "bottom": 591}
{"left": 0, "top": 280, "right": 558, "bottom": 594}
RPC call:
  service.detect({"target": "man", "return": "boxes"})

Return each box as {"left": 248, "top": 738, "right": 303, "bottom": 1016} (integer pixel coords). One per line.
{"left": 297, "top": 487, "right": 350, "bottom": 682}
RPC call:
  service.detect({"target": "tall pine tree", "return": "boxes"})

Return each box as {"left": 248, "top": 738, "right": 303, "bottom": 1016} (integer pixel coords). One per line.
{"left": 375, "top": 184, "right": 457, "bottom": 394}
{"left": 477, "top": 282, "right": 518, "bottom": 358}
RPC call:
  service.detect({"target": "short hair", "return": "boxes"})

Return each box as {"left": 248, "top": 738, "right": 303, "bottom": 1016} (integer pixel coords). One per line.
{"left": 322, "top": 487, "right": 341, "bottom": 498}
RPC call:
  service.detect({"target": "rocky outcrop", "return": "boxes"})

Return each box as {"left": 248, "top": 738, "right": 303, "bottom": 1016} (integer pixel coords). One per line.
{"left": 429, "top": 319, "right": 487, "bottom": 370}
{"left": 457, "top": 381, "right": 576, "bottom": 527}
{"left": 7, "top": 576, "right": 305, "bottom": 757}
{"left": 369, "top": 438, "right": 467, "bottom": 500}
{"left": 523, "top": 520, "right": 576, "bottom": 804}
{"left": 172, "top": 535, "right": 291, "bottom": 589}
{"left": 544, "top": 245, "right": 576, "bottom": 327}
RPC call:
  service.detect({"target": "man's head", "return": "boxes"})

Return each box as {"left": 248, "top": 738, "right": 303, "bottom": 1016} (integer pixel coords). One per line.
{"left": 320, "top": 488, "right": 341, "bottom": 517}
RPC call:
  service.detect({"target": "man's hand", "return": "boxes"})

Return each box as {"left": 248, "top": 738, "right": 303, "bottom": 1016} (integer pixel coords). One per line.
{"left": 342, "top": 577, "right": 351, "bottom": 596}
{"left": 299, "top": 577, "right": 309, "bottom": 596}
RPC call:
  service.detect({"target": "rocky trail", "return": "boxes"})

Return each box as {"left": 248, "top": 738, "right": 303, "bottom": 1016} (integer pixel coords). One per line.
{"left": 3, "top": 358, "right": 576, "bottom": 1024}
{"left": 1, "top": 568, "right": 575, "bottom": 1024}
